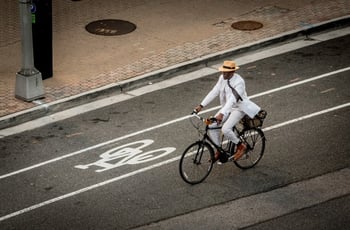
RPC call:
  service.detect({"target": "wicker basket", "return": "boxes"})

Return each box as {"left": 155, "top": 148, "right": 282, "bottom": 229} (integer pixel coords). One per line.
{"left": 242, "top": 110, "right": 267, "bottom": 128}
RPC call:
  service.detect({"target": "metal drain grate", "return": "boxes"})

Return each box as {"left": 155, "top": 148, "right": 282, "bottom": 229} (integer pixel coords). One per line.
{"left": 85, "top": 19, "right": 136, "bottom": 36}
{"left": 231, "top": 20, "right": 263, "bottom": 31}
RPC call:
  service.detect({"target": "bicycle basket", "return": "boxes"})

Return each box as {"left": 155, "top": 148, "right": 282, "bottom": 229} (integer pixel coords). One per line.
{"left": 189, "top": 115, "right": 206, "bottom": 134}
{"left": 242, "top": 110, "right": 267, "bottom": 128}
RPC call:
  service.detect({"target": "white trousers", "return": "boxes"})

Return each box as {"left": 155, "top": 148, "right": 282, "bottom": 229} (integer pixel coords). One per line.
{"left": 209, "top": 108, "right": 245, "bottom": 146}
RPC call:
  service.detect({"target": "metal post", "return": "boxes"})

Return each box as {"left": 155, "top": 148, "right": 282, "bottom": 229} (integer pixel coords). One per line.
{"left": 15, "top": 0, "right": 44, "bottom": 101}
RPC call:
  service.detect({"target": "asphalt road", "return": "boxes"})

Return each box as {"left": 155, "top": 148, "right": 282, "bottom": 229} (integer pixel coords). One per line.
{"left": 1, "top": 32, "right": 350, "bottom": 229}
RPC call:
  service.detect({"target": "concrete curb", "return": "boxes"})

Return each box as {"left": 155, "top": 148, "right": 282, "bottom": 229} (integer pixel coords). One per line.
{"left": 1, "top": 16, "right": 349, "bottom": 130}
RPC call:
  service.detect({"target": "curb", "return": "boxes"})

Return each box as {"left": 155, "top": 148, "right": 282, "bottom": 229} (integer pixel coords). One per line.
{"left": 1, "top": 16, "right": 349, "bottom": 130}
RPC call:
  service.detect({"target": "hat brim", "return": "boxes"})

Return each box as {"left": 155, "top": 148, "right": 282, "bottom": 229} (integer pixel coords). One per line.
{"left": 218, "top": 66, "right": 240, "bottom": 72}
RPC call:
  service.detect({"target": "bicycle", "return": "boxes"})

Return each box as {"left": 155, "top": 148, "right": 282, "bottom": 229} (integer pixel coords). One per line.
{"left": 179, "top": 110, "right": 267, "bottom": 185}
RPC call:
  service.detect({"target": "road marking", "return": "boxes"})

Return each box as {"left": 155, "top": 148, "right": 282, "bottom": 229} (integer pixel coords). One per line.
{"left": 0, "top": 102, "right": 349, "bottom": 222}
{"left": 262, "top": 102, "right": 350, "bottom": 132}
{"left": 249, "top": 67, "right": 350, "bottom": 99}
{"left": 74, "top": 139, "right": 176, "bottom": 172}
{"left": 0, "top": 67, "right": 349, "bottom": 180}
{"left": 320, "top": 87, "right": 336, "bottom": 94}
{"left": 1, "top": 25, "right": 350, "bottom": 138}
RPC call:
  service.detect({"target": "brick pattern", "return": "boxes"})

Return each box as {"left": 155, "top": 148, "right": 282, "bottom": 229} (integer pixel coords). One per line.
{"left": 0, "top": 0, "right": 349, "bottom": 117}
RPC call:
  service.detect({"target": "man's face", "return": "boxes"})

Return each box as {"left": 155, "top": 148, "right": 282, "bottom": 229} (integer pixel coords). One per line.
{"left": 222, "top": 71, "right": 234, "bottom": 80}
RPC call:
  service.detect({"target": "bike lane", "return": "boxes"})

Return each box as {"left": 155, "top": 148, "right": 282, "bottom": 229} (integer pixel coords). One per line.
{"left": 1, "top": 68, "right": 349, "bottom": 228}
{"left": 1, "top": 34, "right": 350, "bottom": 229}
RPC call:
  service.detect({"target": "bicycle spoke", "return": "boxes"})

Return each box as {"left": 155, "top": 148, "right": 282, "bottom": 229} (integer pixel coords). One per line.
{"left": 179, "top": 142, "right": 214, "bottom": 184}
{"left": 234, "top": 128, "right": 265, "bottom": 169}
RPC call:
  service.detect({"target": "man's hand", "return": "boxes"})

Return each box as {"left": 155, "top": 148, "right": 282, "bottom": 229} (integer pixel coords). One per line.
{"left": 216, "top": 113, "right": 224, "bottom": 124}
{"left": 194, "top": 105, "right": 203, "bottom": 113}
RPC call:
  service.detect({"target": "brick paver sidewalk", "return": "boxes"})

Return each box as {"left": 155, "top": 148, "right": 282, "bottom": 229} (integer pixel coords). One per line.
{"left": 0, "top": 0, "right": 349, "bottom": 120}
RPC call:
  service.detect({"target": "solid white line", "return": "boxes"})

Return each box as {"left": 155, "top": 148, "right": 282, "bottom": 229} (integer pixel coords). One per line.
{"left": 0, "top": 156, "right": 182, "bottom": 222}
{"left": 263, "top": 103, "right": 350, "bottom": 132}
{"left": 249, "top": 66, "right": 350, "bottom": 99}
{"left": 0, "top": 67, "right": 349, "bottom": 180}
{"left": 2, "top": 27, "right": 350, "bottom": 138}
{"left": 0, "top": 116, "right": 190, "bottom": 180}
{"left": 0, "top": 102, "right": 349, "bottom": 222}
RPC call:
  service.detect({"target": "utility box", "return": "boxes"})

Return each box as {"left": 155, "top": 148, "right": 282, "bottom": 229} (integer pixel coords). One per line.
{"left": 31, "top": 0, "right": 53, "bottom": 80}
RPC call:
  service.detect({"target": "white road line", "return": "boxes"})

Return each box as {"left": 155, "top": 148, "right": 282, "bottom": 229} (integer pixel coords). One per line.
{"left": 263, "top": 103, "right": 350, "bottom": 132}
{"left": 0, "top": 67, "right": 349, "bottom": 180}
{"left": 249, "top": 66, "right": 350, "bottom": 99}
{"left": 0, "top": 102, "right": 349, "bottom": 222}
{"left": 0, "top": 156, "right": 181, "bottom": 222}
{"left": 2, "top": 27, "right": 350, "bottom": 138}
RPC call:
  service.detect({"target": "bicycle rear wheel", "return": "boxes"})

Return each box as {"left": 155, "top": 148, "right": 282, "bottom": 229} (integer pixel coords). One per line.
{"left": 179, "top": 141, "right": 214, "bottom": 185}
{"left": 234, "top": 128, "right": 265, "bottom": 169}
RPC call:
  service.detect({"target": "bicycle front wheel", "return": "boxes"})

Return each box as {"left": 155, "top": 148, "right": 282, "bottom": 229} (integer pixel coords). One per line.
{"left": 234, "top": 128, "right": 265, "bottom": 169}
{"left": 179, "top": 141, "right": 214, "bottom": 185}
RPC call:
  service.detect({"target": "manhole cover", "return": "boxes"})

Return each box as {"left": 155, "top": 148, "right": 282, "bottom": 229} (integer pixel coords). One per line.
{"left": 85, "top": 19, "right": 136, "bottom": 36}
{"left": 231, "top": 20, "right": 263, "bottom": 31}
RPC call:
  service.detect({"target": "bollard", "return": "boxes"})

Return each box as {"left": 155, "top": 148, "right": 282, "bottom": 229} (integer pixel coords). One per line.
{"left": 15, "top": 0, "right": 45, "bottom": 102}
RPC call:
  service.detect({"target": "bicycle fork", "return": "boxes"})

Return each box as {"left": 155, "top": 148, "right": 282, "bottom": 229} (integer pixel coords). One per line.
{"left": 193, "top": 141, "right": 207, "bottom": 165}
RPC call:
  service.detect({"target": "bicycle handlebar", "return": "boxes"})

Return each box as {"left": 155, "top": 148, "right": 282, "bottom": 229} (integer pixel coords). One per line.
{"left": 191, "top": 111, "right": 217, "bottom": 125}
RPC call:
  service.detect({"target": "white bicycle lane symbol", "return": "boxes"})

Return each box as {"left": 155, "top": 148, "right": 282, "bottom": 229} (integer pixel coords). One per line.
{"left": 75, "top": 139, "right": 176, "bottom": 172}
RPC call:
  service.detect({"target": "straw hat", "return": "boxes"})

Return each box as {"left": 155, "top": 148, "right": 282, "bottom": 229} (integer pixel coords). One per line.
{"left": 218, "top": 60, "right": 240, "bottom": 72}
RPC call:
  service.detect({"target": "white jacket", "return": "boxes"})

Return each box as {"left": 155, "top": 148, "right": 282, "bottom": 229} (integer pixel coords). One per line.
{"left": 201, "top": 73, "right": 260, "bottom": 118}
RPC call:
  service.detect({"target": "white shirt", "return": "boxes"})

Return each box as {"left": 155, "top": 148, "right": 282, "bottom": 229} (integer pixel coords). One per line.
{"left": 200, "top": 73, "right": 247, "bottom": 117}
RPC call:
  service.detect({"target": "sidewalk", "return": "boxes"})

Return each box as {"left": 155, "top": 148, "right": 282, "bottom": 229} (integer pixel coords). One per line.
{"left": 1, "top": 0, "right": 349, "bottom": 129}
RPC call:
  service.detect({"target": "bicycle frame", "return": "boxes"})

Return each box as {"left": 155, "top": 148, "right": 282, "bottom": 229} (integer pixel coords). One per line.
{"left": 179, "top": 113, "right": 266, "bottom": 184}
{"left": 193, "top": 115, "right": 238, "bottom": 158}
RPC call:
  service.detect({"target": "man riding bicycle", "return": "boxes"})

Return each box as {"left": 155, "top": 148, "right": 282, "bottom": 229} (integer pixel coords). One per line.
{"left": 194, "top": 60, "right": 260, "bottom": 163}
